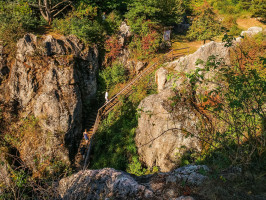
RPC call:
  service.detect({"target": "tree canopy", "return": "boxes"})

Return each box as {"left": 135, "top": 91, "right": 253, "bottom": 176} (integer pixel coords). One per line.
{"left": 187, "top": 1, "right": 221, "bottom": 44}
{"left": 126, "top": 0, "right": 184, "bottom": 34}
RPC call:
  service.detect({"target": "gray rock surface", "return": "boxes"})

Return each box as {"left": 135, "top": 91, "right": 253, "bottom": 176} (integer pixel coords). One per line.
{"left": 136, "top": 61, "right": 148, "bottom": 73}
{"left": 4, "top": 33, "right": 98, "bottom": 169}
{"left": 241, "top": 26, "right": 263, "bottom": 36}
{"left": 137, "top": 41, "right": 231, "bottom": 172}
{"left": 157, "top": 41, "right": 230, "bottom": 92}
{"left": 168, "top": 165, "right": 210, "bottom": 186}
{"left": 58, "top": 168, "right": 154, "bottom": 200}
{"left": 58, "top": 165, "right": 209, "bottom": 199}
{"left": 136, "top": 89, "right": 200, "bottom": 172}
{"left": 236, "top": 26, "right": 264, "bottom": 42}
{"left": 0, "top": 153, "right": 11, "bottom": 194}
{"left": 118, "top": 21, "right": 132, "bottom": 46}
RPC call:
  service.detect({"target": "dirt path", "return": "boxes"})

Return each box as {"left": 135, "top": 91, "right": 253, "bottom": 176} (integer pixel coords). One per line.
{"left": 237, "top": 18, "right": 266, "bottom": 30}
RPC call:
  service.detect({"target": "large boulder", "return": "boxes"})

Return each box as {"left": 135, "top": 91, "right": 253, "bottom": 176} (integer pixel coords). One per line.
{"left": 5, "top": 33, "right": 98, "bottom": 170}
{"left": 136, "top": 89, "right": 200, "bottom": 172}
{"left": 58, "top": 165, "right": 209, "bottom": 200}
{"left": 241, "top": 26, "right": 263, "bottom": 36}
{"left": 157, "top": 41, "right": 230, "bottom": 92}
{"left": 136, "top": 41, "right": 231, "bottom": 172}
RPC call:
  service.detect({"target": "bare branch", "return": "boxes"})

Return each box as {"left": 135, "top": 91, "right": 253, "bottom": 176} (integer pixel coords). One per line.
{"left": 39, "top": 0, "right": 49, "bottom": 21}
{"left": 53, "top": 3, "right": 71, "bottom": 18}
{"left": 51, "top": 0, "right": 72, "bottom": 10}
{"left": 28, "top": 3, "right": 46, "bottom": 9}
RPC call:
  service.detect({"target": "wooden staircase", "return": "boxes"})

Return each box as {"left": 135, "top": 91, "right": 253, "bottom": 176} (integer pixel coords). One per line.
{"left": 75, "top": 108, "right": 98, "bottom": 169}
{"left": 81, "top": 47, "right": 190, "bottom": 170}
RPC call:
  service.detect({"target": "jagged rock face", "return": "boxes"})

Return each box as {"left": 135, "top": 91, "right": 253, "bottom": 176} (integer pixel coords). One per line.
{"left": 58, "top": 165, "right": 209, "bottom": 200}
{"left": 0, "top": 153, "right": 11, "bottom": 194}
{"left": 5, "top": 33, "right": 98, "bottom": 168}
{"left": 158, "top": 41, "right": 230, "bottom": 92}
{"left": 136, "top": 89, "right": 200, "bottom": 172}
{"left": 136, "top": 41, "right": 231, "bottom": 172}
{"left": 0, "top": 44, "right": 9, "bottom": 90}
{"left": 118, "top": 21, "right": 132, "bottom": 47}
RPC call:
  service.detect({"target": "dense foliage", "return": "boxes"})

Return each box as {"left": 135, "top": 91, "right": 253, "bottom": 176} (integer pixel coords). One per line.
{"left": 92, "top": 71, "right": 158, "bottom": 175}
{"left": 0, "top": 1, "right": 41, "bottom": 51}
{"left": 126, "top": 0, "right": 184, "bottom": 34}
{"left": 0, "top": 0, "right": 265, "bottom": 198}
{"left": 188, "top": 1, "right": 221, "bottom": 43}
{"left": 170, "top": 34, "right": 266, "bottom": 171}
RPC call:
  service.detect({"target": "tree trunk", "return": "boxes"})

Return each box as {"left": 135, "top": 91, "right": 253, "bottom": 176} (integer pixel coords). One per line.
{"left": 38, "top": 0, "right": 71, "bottom": 25}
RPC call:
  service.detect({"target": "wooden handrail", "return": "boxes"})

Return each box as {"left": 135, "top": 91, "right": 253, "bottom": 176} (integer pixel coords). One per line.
{"left": 83, "top": 48, "right": 189, "bottom": 169}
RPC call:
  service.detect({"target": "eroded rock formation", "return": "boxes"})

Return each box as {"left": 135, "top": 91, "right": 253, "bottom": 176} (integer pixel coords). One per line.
{"left": 1, "top": 33, "right": 98, "bottom": 173}
{"left": 58, "top": 165, "right": 209, "bottom": 200}
{"left": 136, "top": 41, "right": 231, "bottom": 172}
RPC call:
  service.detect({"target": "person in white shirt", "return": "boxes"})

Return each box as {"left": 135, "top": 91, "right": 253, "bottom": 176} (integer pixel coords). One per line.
{"left": 105, "top": 91, "right": 109, "bottom": 102}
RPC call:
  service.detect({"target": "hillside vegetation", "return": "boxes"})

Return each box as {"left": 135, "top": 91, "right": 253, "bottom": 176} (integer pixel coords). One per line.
{"left": 0, "top": 0, "right": 265, "bottom": 199}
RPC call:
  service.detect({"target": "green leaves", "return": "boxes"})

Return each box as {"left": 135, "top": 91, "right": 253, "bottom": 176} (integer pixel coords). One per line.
{"left": 0, "top": 1, "right": 40, "bottom": 45}
{"left": 126, "top": 0, "right": 184, "bottom": 34}
{"left": 99, "top": 63, "right": 126, "bottom": 90}
{"left": 187, "top": 2, "right": 221, "bottom": 43}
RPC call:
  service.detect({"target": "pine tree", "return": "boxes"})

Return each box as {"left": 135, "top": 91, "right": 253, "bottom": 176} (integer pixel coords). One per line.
{"left": 188, "top": 1, "right": 221, "bottom": 44}
{"left": 251, "top": 0, "right": 266, "bottom": 21}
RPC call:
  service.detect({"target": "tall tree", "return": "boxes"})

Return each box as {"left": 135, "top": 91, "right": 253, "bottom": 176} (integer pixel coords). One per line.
{"left": 188, "top": 1, "right": 221, "bottom": 44}
{"left": 251, "top": 0, "right": 266, "bottom": 21}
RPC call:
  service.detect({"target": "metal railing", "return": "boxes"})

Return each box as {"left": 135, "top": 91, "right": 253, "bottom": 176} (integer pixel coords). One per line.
{"left": 83, "top": 47, "right": 189, "bottom": 170}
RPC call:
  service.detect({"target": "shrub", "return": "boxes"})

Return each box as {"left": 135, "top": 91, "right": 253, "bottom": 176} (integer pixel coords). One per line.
{"left": 53, "top": 16, "right": 105, "bottom": 45}
{"left": 221, "top": 15, "right": 242, "bottom": 36}
{"left": 104, "top": 36, "right": 122, "bottom": 64}
{"left": 52, "top": 4, "right": 106, "bottom": 45}
{"left": 53, "top": 4, "right": 122, "bottom": 45}
{"left": 126, "top": 0, "right": 184, "bottom": 34}
{"left": 187, "top": 1, "right": 221, "bottom": 44}
{"left": 0, "top": 1, "right": 40, "bottom": 52}
{"left": 175, "top": 34, "right": 266, "bottom": 170}
{"left": 128, "top": 21, "right": 161, "bottom": 60}
{"left": 99, "top": 62, "right": 126, "bottom": 91}
{"left": 104, "top": 11, "right": 122, "bottom": 35}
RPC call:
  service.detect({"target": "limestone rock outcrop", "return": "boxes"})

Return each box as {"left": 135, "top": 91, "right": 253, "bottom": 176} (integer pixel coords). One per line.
{"left": 136, "top": 89, "right": 200, "bottom": 172}
{"left": 241, "top": 26, "right": 263, "bottom": 36}
{"left": 136, "top": 41, "right": 231, "bottom": 172}
{"left": 2, "top": 33, "right": 98, "bottom": 170}
{"left": 118, "top": 21, "right": 132, "bottom": 47}
{"left": 157, "top": 41, "right": 231, "bottom": 92}
{"left": 116, "top": 22, "right": 149, "bottom": 74}
{"left": 58, "top": 165, "right": 209, "bottom": 200}
{"left": 236, "top": 26, "right": 264, "bottom": 42}
{"left": 0, "top": 153, "right": 11, "bottom": 194}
